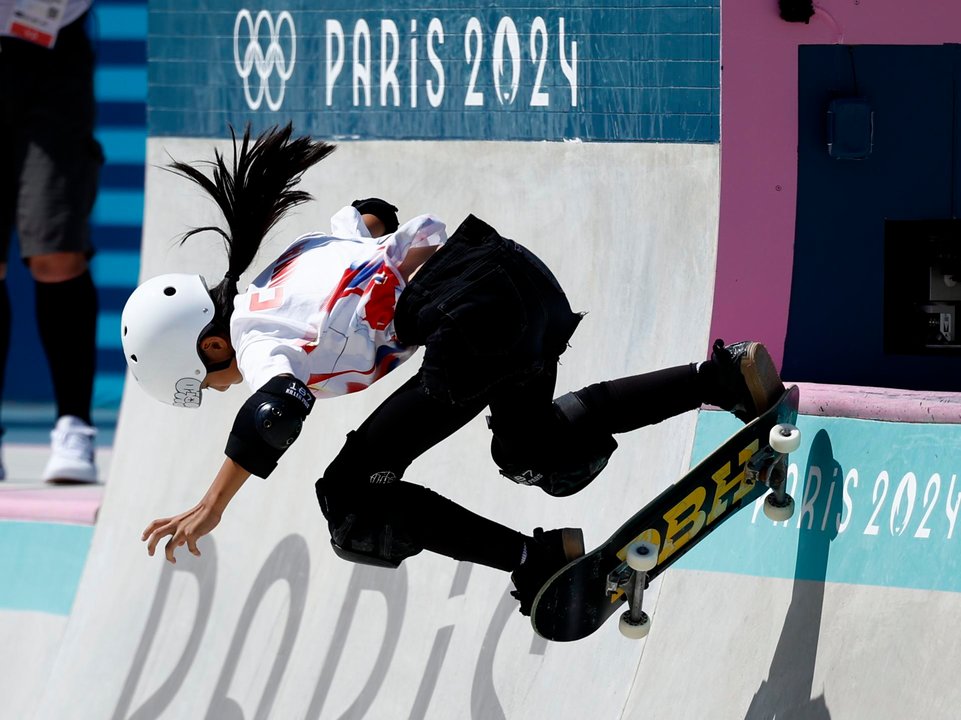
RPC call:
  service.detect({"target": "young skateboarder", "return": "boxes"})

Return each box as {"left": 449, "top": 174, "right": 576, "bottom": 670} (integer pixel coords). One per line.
{"left": 125, "top": 125, "right": 784, "bottom": 615}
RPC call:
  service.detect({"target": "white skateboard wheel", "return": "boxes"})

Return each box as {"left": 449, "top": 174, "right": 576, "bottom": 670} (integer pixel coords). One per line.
{"left": 769, "top": 423, "right": 801, "bottom": 454}
{"left": 619, "top": 610, "right": 651, "bottom": 639}
{"left": 763, "top": 492, "right": 795, "bottom": 522}
{"left": 625, "top": 541, "right": 658, "bottom": 572}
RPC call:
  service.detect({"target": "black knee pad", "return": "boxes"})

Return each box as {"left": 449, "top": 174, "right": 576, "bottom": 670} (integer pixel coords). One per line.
{"left": 491, "top": 391, "right": 617, "bottom": 498}
{"left": 225, "top": 376, "right": 315, "bottom": 478}
{"left": 325, "top": 509, "right": 423, "bottom": 569}
{"left": 315, "top": 433, "right": 423, "bottom": 568}
{"left": 493, "top": 444, "right": 616, "bottom": 498}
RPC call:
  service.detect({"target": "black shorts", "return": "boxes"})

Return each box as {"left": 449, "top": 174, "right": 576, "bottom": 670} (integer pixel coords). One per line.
{"left": 395, "top": 214, "right": 582, "bottom": 405}
{"left": 0, "top": 14, "right": 103, "bottom": 261}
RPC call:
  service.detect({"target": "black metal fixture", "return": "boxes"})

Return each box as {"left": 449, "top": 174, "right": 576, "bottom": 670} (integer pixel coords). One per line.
{"left": 779, "top": 0, "right": 815, "bottom": 23}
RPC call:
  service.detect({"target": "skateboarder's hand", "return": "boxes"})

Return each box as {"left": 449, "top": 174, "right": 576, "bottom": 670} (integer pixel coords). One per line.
{"left": 141, "top": 458, "right": 251, "bottom": 563}
{"left": 142, "top": 502, "right": 222, "bottom": 563}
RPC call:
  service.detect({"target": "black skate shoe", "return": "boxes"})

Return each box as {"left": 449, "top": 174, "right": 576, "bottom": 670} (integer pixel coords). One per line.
{"left": 701, "top": 339, "right": 785, "bottom": 423}
{"left": 510, "top": 527, "right": 585, "bottom": 616}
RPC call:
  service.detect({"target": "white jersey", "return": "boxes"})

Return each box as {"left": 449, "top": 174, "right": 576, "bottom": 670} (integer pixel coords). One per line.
{"left": 230, "top": 206, "right": 447, "bottom": 397}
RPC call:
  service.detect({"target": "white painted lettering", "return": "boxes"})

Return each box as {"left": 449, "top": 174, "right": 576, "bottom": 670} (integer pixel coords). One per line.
{"left": 798, "top": 465, "right": 822, "bottom": 530}
{"left": 915, "top": 473, "right": 940, "bottom": 539}
{"left": 530, "top": 17, "right": 549, "bottom": 107}
{"left": 319, "top": 15, "right": 578, "bottom": 113}
{"left": 865, "top": 471, "right": 889, "bottom": 536}
{"left": 353, "top": 20, "right": 372, "bottom": 107}
{"left": 427, "top": 19, "right": 445, "bottom": 107}
{"left": 465, "top": 17, "right": 484, "bottom": 106}
{"left": 493, "top": 16, "right": 520, "bottom": 105}
{"left": 558, "top": 17, "right": 578, "bottom": 107}
{"left": 410, "top": 20, "right": 418, "bottom": 108}
{"left": 325, "top": 20, "right": 344, "bottom": 106}
{"left": 838, "top": 467, "right": 858, "bottom": 533}
{"left": 890, "top": 472, "right": 917, "bottom": 537}
{"left": 821, "top": 473, "right": 837, "bottom": 532}
{"left": 381, "top": 20, "right": 400, "bottom": 106}
{"left": 946, "top": 474, "right": 961, "bottom": 540}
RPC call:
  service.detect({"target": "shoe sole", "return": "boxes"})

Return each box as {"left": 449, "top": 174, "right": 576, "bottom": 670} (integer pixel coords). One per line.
{"left": 45, "top": 476, "right": 100, "bottom": 485}
{"left": 42, "top": 463, "right": 98, "bottom": 484}
{"left": 560, "top": 528, "right": 586, "bottom": 561}
{"left": 740, "top": 343, "right": 785, "bottom": 417}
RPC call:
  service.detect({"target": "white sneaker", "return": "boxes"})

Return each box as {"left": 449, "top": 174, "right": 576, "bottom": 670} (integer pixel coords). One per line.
{"left": 42, "top": 415, "right": 99, "bottom": 484}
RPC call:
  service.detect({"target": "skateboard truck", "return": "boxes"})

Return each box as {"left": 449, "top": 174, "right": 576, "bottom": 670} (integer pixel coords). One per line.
{"left": 607, "top": 541, "right": 658, "bottom": 639}
{"left": 747, "top": 423, "right": 801, "bottom": 522}
{"left": 606, "top": 424, "right": 802, "bottom": 640}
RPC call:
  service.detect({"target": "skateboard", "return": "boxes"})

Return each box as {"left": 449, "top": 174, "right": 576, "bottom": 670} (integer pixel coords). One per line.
{"left": 531, "top": 385, "right": 801, "bottom": 642}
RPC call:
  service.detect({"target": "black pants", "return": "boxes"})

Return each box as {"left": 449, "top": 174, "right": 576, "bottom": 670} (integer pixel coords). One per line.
{"left": 0, "top": 12, "right": 103, "bottom": 258}
{"left": 316, "top": 216, "right": 704, "bottom": 571}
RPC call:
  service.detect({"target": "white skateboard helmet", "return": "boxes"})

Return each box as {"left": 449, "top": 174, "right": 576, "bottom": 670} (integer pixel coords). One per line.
{"left": 121, "top": 273, "right": 216, "bottom": 408}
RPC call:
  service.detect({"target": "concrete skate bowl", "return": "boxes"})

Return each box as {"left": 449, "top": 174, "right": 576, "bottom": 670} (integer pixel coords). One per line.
{"left": 9, "top": 1, "right": 961, "bottom": 717}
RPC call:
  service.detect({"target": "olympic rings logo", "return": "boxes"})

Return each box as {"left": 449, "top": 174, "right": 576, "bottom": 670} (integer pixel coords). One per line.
{"left": 233, "top": 10, "right": 297, "bottom": 111}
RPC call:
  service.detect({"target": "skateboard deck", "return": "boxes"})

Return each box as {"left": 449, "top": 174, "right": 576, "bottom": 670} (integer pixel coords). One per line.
{"left": 531, "top": 385, "right": 800, "bottom": 642}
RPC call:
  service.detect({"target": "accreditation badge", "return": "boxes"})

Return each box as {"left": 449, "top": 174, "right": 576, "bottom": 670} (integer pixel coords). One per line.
{"left": 4, "top": 0, "right": 70, "bottom": 48}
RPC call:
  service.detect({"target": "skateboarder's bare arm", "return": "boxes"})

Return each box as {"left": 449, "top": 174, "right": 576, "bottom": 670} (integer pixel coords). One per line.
{"left": 141, "top": 458, "right": 251, "bottom": 563}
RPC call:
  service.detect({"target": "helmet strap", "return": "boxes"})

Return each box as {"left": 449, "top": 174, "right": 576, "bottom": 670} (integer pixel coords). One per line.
{"left": 204, "top": 352, "right": 235, "bottom": 374}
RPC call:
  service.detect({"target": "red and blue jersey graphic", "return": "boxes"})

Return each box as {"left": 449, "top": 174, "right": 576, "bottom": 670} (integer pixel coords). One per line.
{"left": 231, "top": 209, "right": 445, "bottom": 398}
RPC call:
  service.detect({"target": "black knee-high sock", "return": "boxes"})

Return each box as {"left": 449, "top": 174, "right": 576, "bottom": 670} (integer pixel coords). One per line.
{"left": 35, "top": 271, "right": 97, "bottom": 424}
{"left": 574, "top": 363, "right": 704, "bottom": 435}
{"left": 386, "top": 482, "right": 528, "bottom": 571}
{"left": 0, "top": 280, "right": 9, "bottom": 431}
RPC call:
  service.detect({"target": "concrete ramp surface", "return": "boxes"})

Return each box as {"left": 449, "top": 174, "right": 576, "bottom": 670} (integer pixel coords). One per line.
{"left": 33, "top": 140, "right": 724, "bottom": 719}
{"left": 6, "top": 140, "right": 960, "bottom": 720}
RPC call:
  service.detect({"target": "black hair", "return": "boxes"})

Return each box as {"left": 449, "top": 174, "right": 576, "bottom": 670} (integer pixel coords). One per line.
{"left": 168, "top": 123, "right": 336, "bottom": 332}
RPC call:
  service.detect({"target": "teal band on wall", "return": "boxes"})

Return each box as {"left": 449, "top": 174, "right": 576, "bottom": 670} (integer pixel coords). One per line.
{"left": 677, "top": 411, "right": 961, "bottom": 593}
{"left": 0, "top": 522, "right": 94, "bottom": 616}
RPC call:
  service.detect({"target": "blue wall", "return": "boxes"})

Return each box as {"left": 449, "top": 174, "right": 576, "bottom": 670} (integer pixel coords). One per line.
{"left": 149, "top": 0, "right": 719, "bottom": 142}
{"left": 783, "top": 45, "right": 961, "bottom": 392}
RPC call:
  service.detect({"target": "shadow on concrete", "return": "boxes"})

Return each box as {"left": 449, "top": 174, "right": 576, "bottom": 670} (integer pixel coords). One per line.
{"left": 746, "top": 429, "right": 840, "bottom": 720}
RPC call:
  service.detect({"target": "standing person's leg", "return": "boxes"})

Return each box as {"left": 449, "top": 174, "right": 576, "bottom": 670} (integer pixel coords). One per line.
{"left": 31, "top": 253, "right": 99, "bottom": 425}
{"left": 16, "top": 15, "right": 103, "bottom": 483}
{"left": 0, "top": 20, "right": 39, "bottom": 481}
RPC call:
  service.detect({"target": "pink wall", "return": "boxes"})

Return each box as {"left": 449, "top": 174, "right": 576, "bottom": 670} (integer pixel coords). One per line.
{"left": 712, "top": 0, "right": 961, "bottom": 368}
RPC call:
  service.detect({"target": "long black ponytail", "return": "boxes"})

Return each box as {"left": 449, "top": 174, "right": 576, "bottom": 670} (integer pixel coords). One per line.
{"left": 168, "top": 123, "right": 336, "bottom": 332}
